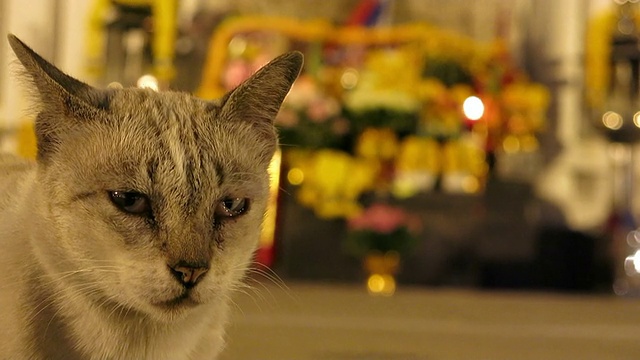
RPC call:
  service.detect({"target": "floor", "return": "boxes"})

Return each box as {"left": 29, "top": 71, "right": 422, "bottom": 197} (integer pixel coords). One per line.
{"left": 220, "top": 282, "right": 640, "bottom": 360}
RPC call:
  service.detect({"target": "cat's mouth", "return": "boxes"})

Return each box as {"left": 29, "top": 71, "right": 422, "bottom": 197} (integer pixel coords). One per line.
{"left": 153, "top": 291, "right": 200, "bottom": 310}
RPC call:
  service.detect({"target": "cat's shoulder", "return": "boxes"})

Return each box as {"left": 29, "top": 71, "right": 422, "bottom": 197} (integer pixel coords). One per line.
{"left": 0, "top": 153, "right": 34, "bottom": 180}
{"left": 0, "top": 153, "right": 33, "bottom": 169}
{"left": 0, "top": 153, "right": 35, "bottom": 206}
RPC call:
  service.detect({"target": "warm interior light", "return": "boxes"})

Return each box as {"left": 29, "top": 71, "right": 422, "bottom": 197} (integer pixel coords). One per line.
{"left": 367, "top": 274, "right": 396, "bottom": 296}
{"left": 633, "top": 112, "right": 640, "bottom": 128}
{"left": 340, "top": 68, "right": 359, "bottom": 89}
{"left": 137, "top": 74, "right": 159, "bottom": 91}
{"left": 602, "top": 111, "right": 623, "bottom": 130}
{"left": 624, "top": 248, "right": 640, "bottom": 276}
{"left": 287, "top": 168, "right": 305, "bottom": 185}
{"left": 463, "top": 96, "right": 484, "bottom": 121}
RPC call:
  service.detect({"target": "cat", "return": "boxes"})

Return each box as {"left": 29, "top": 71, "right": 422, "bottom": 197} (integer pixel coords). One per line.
{"left": 0, "top": 34, "right": 302, "bottom": 359}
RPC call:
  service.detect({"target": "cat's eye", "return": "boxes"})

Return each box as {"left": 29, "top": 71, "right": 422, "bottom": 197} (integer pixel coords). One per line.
{"left": 215, "top": 197, "right": 249, "bottom": 219}
{"left": 109, "top": 191, "right": 151, "bottom": 215}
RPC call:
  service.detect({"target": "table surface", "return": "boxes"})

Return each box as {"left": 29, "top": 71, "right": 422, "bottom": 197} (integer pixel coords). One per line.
{"left": 219, "top": 281, "right": 640, "bottom": 360}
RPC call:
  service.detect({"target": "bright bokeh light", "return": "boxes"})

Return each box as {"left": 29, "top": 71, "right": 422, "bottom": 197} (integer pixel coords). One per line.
{"left": 340, "top": 68, "right": 359, "bottom": 90}
{"left": 624, "top": 249, "right": 640, "bottom": 276}
{"left": 633, "top": 250, "right": 640, "bottom": 274}
{"left": 228, "top": 36, "right": 248, "bottom": 57}
{"left": 107, "top": 81, "right": 123, "bottom": 89}
{"left": 626, "top": 230, "right": 640, "bottom": 246}
{"left": 633, "top": 112, "right": 640, "bottom": 128}
{"left": 602, "top": 111, "right": 623, "bottom": 130}
{"left": 137, "top": 74, "right": 159, "bottom": 91}
{"left": 287, "top": 168, "right": 305, "bottom": 185}
{"left": 367, "top": 274, "right": 396, "bottom": 296}
{"left": 463, "top": 96, "right": 484, "bottom": 121}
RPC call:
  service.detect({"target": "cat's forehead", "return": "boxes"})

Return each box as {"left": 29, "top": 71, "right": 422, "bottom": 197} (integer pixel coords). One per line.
{"left": 85, "top": 88, "right": 265, "bottom": 191}
{"left": 103, "top": 88, "right": 225, "bottom": 146}
{"left": 109, "top": 88, "right": 216, "bottom": 118}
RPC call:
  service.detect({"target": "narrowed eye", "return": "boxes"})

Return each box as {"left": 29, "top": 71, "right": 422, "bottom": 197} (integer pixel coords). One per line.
{"left": 109, "top": 191, "right": 151, "bottom": 215}
{"left": 215, "top": 197, "right": 249, "bottom": 219}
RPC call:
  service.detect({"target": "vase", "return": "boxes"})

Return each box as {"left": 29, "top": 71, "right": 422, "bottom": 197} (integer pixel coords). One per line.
{"left": 362, "top": 250, "right": 400, "bottom": 296}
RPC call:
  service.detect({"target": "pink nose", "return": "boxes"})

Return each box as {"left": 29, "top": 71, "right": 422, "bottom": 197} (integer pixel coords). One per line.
{"left": 169, "top": 263, "right": 209, "bottom": 287}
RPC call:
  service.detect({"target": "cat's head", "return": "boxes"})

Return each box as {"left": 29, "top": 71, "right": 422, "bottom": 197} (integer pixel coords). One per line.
{"left": 8, "top": 35, "right": 302, "bottom": 321}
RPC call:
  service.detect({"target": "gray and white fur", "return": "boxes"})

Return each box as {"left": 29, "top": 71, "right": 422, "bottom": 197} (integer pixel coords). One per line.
{"left": 0, "top": 34, "right": 302, "bottom": 359}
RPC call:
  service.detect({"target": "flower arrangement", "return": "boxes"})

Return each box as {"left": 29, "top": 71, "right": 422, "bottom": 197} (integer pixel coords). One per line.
{"left": 289, "top": 149, "right": 379, "bottom": 219}
{"left": 344, "top": 203, "right": 421, "bottom": 257}
{"left": 276, "top": 74, "right": 350, "bottom": 150}
{"left": 208, "top": 17, "right": 550, "bottom": 211}
{"left": 342, "top": 47, "right": 421, "bottom": 136}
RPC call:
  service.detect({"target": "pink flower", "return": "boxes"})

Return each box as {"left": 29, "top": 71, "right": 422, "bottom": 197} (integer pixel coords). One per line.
{"left": 306, "top": 100, "right": 330, "bottom": 123}
{"left": 223, "top": 60, "right": 252, "bottom": 90}
{"left": 251, "top": 54, "right": 271, "bottom": 72}
{"left": 285, "top": 75, "right": 319, "bottom": 108}
{"left": 348, "top": 204, "right": 412, "bottom": 234}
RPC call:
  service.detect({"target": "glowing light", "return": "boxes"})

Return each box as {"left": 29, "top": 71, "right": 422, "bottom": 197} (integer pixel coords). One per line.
{"left": 137, "top": 74, "right": 159, "bottom": 91}
{"left": 626, "top": 230, "right": 640, "bottom": 246}
{"left": 107, "top": 82, "right": 123, "bottom": 89}
{"left": 602, "top": 111, "right": 623, "bottom": 130}
{"left": 634, "top": 112, "right": 640, "bottom": 128}
{"left": 228, "top": 36, "right": 248, "bottom": 57}
{"left": 463, "top": 96, "right": 484, "bottom": 121}
{"left": 287, "top": 168, "right": 304, "bottom": 185}
{"left": 625, "top": 249, "right": 640, "bottom": 276}
{"left": 367, "top": 274, "right": 396, "bottom": 296}
{"left": 340, "top": 68, "right": 359, "bottom": 90}
{"left": 632, "top": 250, "right": 640, "bottom": 274}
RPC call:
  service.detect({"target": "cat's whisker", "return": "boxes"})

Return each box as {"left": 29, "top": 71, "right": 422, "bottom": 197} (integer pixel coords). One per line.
{"left": 277, "top": 186, "right": 293, "bottom": 196}
{"left": 26, "top": 281, "right": 108, "bottom": 328}
{"left": 241, "top": 276, "right": 277, "bottom": 306}
{"left": 246, "top": 267, "right": 294, "bottom": 301}
{"left": 42, "top": 285, "right": 113, "bottom": 339}
{"left": 0, "top": 267, "right": 124, "bottom": 291}
{"left": 250, "top": 263, "right": 290, "bottom": 291}
{"left": 105, "top": 293, "right": 128, "bottom": 322}
{"left": 221, "top": 291, "right": 246, "bottom": 316}
{"left": 232, "top": 281, "right": 270, "bottom": 314}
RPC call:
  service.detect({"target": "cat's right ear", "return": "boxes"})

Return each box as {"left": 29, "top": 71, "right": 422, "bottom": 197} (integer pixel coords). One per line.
{"left": 7, "top": 34, "right": 111, "bottom": 161}
{"left": 218, "top": 51, "right": 303, "bottom": 138}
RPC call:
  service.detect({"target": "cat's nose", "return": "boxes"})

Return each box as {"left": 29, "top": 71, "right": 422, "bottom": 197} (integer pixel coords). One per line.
{"left": 169, "top": 262, "right": 209, "bottom": 287}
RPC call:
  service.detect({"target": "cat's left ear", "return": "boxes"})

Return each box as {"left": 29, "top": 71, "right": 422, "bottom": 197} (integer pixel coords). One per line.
{"left": 219, "top": 51, "right": 303, "bottom": 134}
{"left": 8, "top": 35, "right": 109, "bottom": 115}
{"left": 8, "top": 34, "right": 111, "bottom": 161}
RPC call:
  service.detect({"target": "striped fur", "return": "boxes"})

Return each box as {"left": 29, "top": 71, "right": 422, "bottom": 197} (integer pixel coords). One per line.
{"left": 0, "top": 35, "right": 302, "bottom": 359}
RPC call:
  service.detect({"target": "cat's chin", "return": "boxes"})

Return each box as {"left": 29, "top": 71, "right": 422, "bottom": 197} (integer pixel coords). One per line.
{"left": 144, "top": 292, "right": 206, "bottom": 322}
{"left": 153, "top": 294, "right": 200, "bottom": 311}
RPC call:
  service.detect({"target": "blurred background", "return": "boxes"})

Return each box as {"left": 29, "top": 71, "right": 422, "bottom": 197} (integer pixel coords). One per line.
{"left": 2, "top": 0, "right": 640, "bottom": 358}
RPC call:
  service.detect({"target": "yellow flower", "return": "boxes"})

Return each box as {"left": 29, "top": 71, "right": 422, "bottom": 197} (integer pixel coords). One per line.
{"left": 395, "top": 136, "right": 440, "bottom": 174}
{"left": 292, "top": 149, "right": 379, "bottom": 219}
{"left": 356, "top": 128, "right": 399, "bottom": 161}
